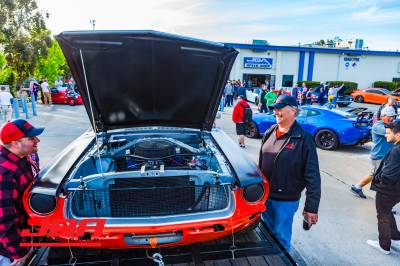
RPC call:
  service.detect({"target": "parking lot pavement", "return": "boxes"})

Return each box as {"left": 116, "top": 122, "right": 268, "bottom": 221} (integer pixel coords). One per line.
{"left": 29, "top": 103, "right": 400, "bottom": 265}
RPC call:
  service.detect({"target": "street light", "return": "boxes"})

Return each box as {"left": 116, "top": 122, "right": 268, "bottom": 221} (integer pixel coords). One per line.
{"left": 90, "top": 19, "right": 96, "bottom": 30}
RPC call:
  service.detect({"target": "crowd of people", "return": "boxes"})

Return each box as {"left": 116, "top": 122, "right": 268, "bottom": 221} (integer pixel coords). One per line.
{"left": 227, "top": 79, "right": 400, "bottom": 254}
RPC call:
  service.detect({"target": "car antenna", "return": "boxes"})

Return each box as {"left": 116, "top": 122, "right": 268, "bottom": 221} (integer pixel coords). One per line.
{"left": 79, "top": 49, "right": 104, "bottom": 177}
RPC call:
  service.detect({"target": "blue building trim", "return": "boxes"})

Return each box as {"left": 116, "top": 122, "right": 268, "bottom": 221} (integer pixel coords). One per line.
{"left": 223, "top": 43, "right": 400, "bottom": 57}
{"left": 307, "top": 52, "right": 315, "bottom": 81}
{"left": 298, "top": 51, "right": 305, "bottom": 81}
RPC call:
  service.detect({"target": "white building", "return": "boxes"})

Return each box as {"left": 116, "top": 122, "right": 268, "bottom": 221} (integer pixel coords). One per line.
{"left": 225, "top": 42, "right": 400, "bottom": 89}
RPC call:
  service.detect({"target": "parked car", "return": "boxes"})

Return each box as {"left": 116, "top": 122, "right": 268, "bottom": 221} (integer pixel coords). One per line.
{"left": 247, "top": 105, "right": 371, "bottom": 150}
{"left": 24, "top": 31, "right": 269, "bottom": 249}
{"left": 245, "top": 87, "right": 260, "bottom": 104}
{"left": 351, "top": 88, "right": 400, "bottom": 105}
{"left": 50, "top": 86, "right": 83, "bottom": 105}
{"left": 310, "top": 86, "right": 353, "bottom": 107}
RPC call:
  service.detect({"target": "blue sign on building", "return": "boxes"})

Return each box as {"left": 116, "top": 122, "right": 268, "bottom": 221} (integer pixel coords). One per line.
{"left": 243, "top": 57, "right": 273, "bottom": 69}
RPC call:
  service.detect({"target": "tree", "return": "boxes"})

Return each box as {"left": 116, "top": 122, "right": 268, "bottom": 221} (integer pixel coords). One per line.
{"left": 313, "top": 39, "right": 325, "bottom": 46}
{"left": 0, "top": 0, "right": 51, "bottom": 86}
{"left": 35, "top": 39, "right": 70, "bottom": 85}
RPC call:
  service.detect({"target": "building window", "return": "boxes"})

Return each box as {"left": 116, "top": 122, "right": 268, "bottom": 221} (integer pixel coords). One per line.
{"left": 282, "top": 75, "right": 294, "bottom": 87}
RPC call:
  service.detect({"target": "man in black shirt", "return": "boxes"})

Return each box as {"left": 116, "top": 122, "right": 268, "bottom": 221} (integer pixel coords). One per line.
{"left": 258, "top": 83, "right": 268, "bottom": 113}
{"left": 367, "top": 120, "right": 400, "bottom": 255}
{"left": 259, "top": 95, "right": 321, "bottom": 251}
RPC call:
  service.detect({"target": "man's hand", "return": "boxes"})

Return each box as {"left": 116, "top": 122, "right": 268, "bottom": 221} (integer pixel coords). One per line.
{"left": 10, "top": 250, "right": 32, "bottom": 266}
{"left": 303, "top": 211, "right": 318, "bottom": 225}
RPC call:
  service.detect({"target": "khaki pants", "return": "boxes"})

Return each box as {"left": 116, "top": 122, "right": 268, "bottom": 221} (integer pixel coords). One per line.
{"left": 43, "top": 91, "right": 52, "bottom": 104}
{"left": 1, "top": 105, "right": 12, "bottom": 121}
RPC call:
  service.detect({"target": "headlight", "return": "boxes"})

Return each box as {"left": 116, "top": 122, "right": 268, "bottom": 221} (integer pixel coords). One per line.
{"left": 29, "top": 193, "right": 57, "bottom": 215}
{"left": 243, "top": 183, "right": 265, "bottom": 203}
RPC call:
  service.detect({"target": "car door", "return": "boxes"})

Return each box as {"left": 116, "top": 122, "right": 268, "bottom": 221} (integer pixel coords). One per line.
{"left": 296, "top": 108, "right": 308, "bottom": 129}
{"left": 368, "top": 89, "right": 387, "bottom": 104}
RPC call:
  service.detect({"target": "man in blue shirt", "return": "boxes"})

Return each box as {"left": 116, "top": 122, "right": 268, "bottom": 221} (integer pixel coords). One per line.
{"left": 351, "top": 107, "right": 396, "bottom": 198}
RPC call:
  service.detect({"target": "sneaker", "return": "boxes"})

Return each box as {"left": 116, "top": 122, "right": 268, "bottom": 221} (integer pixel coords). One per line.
{"left": 392, "top": 240, "right": 400, "bottom": 250}
{"left": 366, "top": 240, "right": 390, "bottom": 255}
{"left": 351, "top": 185, "right": 367, "bottom": 199}
{"left": 239, "top": 144, "right": 245, "bottom": 148}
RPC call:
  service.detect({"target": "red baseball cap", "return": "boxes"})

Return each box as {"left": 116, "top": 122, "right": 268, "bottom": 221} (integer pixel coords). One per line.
{"left": 0, "top": 119, "right": 44, "bottom": 143}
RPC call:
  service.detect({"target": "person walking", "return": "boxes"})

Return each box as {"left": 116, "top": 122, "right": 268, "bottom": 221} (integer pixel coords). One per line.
{"left": 232, "top": 95, "right": 250, "bottom": 148}
{"left": 40, "top": 79, "right": 51, "bottom": 105}
{"left": 259, "top": 94, "right": 321, "bottom": 251}
{"left": 0, "top": 119, "right": 44, "bottom": 266}
{"left": 224, "top": 81, "right": 234, "bottom": 107}
{"left": 258, "top": 83, "right": 268, "bottom": 113}
{"left": 351, "top": 107, "right": 396, "bottom": 198}
{"left": 0, "top": 86, "right": 14, "bottom": 122}
{"left": 366, "top": 120, "right": 400, "bottom": 255}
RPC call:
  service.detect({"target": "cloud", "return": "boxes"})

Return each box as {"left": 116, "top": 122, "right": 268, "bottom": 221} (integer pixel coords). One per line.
{"left": 351, "top": 6, "right": 400, "bottom": 23}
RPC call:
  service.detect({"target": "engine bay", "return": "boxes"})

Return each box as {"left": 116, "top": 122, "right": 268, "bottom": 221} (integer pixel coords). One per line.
{"left": 65, "top": 130, "right": 236, "bottom": 190}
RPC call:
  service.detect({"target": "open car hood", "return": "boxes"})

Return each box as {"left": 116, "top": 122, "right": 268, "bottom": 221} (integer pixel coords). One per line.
{"left": 55, "top": 31, "right": 238, "bottom": 132}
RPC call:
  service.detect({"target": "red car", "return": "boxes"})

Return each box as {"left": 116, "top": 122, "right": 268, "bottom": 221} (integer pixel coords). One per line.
{"left": 50, "top": 87, "right": 83, "bottom": 106}
{"left": 23, "top": 31, "right": 269, "bottom": 249}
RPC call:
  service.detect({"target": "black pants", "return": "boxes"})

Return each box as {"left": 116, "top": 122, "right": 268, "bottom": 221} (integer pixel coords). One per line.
{"left": 259, "top": 103, "right": 268, "bottom": 113}
{"left": 376, "top": 192, "right": 400, "bottom": 250}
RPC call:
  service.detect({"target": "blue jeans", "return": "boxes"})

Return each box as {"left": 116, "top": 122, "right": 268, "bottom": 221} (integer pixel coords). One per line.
{"left": 262, "top": 199, "right": 300, "bottom": 251}
{"left": 219, "top": 96, "right": 225, "bottom": 111}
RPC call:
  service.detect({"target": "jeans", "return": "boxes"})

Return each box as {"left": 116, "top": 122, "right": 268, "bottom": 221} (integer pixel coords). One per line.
{"left": 225, "top": 94, "right": 233, "bottom": 107}
{"left": 219, "top": 96, "right": 225, "bottom": 112}
{"left": 0, "top": 255, "right": 11, "bottom": 266}
{"left": 376, "top": 192, "right": 400, "bottom": 250}
{"left": 262, "top": 199, "right": 300, "bottom": 251}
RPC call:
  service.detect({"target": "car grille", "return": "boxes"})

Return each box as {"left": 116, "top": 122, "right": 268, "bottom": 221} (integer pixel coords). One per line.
{"left": 69, "top": 177, "right": 230, "bottom": 218}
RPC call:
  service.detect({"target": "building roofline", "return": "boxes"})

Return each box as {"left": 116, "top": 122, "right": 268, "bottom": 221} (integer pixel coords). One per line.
{"left": 223, "top": 42, "right": 400, "bottom": 56}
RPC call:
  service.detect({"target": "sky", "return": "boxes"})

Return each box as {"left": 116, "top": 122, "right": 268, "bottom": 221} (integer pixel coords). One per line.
{"left": 37, "top": 0, "right": 400, "bottom": 51}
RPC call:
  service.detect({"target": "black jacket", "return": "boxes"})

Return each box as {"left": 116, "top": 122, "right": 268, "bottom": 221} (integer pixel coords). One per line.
{"left": 259, "top": 121, "right": 321, "bottom": 213}
{"left": 371, "top": 143, "right": 400, "bottom": 196}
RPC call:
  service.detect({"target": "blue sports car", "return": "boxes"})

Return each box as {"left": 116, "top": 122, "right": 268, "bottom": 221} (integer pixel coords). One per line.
{"left": 247, "top": 105, "right": 372, "bottom": 150}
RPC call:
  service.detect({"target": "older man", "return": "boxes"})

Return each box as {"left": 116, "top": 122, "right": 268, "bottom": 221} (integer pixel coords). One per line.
{"left": 259, "top": 94, "right": 321, "bottom": 250}
{"left": 0, "top": 119, "right": 44, "bottom": 266}
{"left": 367, "top": 120, "right": 400, "bottom": 255}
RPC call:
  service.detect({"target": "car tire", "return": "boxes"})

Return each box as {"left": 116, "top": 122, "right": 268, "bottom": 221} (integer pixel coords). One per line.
{"left": 255, "top": 97, "right": 259, "bottom": 105}
{"left": 68, "top": 98, "right": 76, "bottom": 106}
{"left": 314, "top": 129, "right": 339, "bottom": 150}
{"left": 246, "top": 122, "right": 259, "bottom": 138}
{"left": 355, "top": 96, "right": 364, "bottom": 103}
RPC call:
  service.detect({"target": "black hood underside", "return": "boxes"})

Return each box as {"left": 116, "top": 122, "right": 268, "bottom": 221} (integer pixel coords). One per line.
{"left": 55, "top": 31, "right": 238, "bottom": 132}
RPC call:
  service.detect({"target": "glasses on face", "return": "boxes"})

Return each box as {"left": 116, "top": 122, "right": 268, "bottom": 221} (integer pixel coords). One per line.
{"left": 19, "top": 136, "right": 38, "bottom": 142}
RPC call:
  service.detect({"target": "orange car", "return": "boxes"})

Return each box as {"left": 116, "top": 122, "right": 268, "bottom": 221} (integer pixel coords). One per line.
{"left": 351, "top": 88, "right": 400, "bottom": 104}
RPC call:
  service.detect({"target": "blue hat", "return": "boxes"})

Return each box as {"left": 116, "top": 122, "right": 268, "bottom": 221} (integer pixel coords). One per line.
{"left": 270, "top": 95, "right": 298, "bottom": 109}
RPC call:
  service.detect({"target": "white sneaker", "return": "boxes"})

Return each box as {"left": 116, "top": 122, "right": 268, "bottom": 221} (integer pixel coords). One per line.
{"left": 392, "top": 240, "right": 400, "bottom": 250}
{"left": 366, "top": 240, "right": 390, "bottom": 255}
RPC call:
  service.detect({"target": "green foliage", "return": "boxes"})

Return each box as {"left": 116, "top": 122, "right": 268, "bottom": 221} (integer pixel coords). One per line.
{"left": 0, "top": 0, "right": 51, "bottom": 85}
{"left": 0, "top": 67, "right": 15, "bottom": 85}
{"left": 35, "top": 39, "right": 69, "bottom": 85}
{"left": 373, "top": 81, "right": 398, "bottom": 91}
{"left": 326, "top": 81, "right": 358, "bottom": 94}
{"left": 297, "top": 81, "right": 321, "bottom": 88}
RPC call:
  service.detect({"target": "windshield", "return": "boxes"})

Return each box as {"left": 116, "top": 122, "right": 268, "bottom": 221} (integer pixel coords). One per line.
{"left": 331, "top": 109, "right": 357, "bottom": 118}
{"left": 382, "top": 89, "right": 392, "bottom": 94}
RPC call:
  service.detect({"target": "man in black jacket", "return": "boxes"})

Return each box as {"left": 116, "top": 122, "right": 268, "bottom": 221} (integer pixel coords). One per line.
{"left": 258, "top": 83, "right": 268, "bottom": 113}
{"left": 367, "top": 120, "right": 400, "bottom": 255}
{"left": 259, "top": 94, "right": 321, "bottom": 251}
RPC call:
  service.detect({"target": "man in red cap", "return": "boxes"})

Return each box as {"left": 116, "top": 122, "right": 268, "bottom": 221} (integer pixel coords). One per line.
{"left": 0, "top": 119, "right": 44, "bottom": 266}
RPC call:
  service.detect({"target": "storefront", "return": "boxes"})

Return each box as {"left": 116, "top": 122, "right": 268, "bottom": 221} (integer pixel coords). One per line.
{"left": 225, "top": 42, "right": 400, "bottom": 89}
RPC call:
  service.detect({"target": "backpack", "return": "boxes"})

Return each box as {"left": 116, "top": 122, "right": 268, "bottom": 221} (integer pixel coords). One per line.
{"left": 244, "top": 106, "right": 253, "bottom": 123}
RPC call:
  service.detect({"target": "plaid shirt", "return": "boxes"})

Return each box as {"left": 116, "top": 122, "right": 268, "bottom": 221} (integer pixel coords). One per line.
{"left": 0, "top": 146, "right": 39, "bottom": 260}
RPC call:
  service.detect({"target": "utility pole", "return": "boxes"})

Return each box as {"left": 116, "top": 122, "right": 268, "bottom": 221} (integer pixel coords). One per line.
{"left": 90, "top": 19, "right": 96, "bottom": 30}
